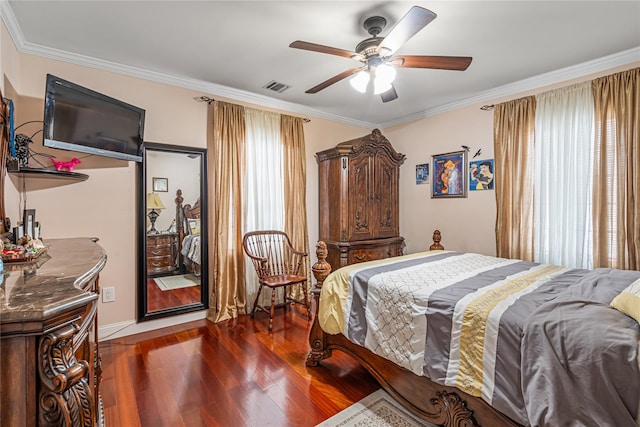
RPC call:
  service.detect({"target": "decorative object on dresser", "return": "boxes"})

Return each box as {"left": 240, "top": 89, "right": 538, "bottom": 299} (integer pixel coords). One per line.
{"left": 146, "top": 232, "right": 178, "bottom": 275}
{"left": 316, "top": 128, "right": 405, "bottom": 268}
{"left": 0, "top": 238, "right": 107, "bottom": 427}
{"left": 146, "top": 192, "right": 166, "bottom": 234}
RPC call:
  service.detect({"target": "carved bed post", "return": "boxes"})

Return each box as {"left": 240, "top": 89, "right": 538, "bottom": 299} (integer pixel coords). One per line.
{"left": 306, "top": 241, "right": 332, "bottom": 367}
{"left": 430, "top": 229, "right": 444, "bottom": 250}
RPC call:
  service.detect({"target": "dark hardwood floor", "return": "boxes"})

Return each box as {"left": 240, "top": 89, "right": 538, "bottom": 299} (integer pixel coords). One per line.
{"left": 100, "top": 304, "right": 379, "bottom": 426}
{"left": 146, "top": 278, "right": 201, "bottom": 312}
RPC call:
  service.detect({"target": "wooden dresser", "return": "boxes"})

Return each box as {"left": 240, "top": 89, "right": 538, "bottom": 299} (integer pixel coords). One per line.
{"left": 317, "top": 129, "right": 406, "bottom": 269}
{"left": 146, "top": 232, "right": 178, "bottom": 275}
{"left": 0, "top": 238, "right": 107, "bottom": 427}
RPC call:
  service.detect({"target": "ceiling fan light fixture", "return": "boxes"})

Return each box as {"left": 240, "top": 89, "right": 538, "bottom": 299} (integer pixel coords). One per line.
{"left": 350, "top": 70, "right": 370, "bottom": 93}
{"left": 373, "top": 79, "right": 393, "bottom": 95}
{"left": 375, "top": 63, "right": 396, "bottom": 85}
{"left": 372, "top": 63, "right": 396, "bottom": 94}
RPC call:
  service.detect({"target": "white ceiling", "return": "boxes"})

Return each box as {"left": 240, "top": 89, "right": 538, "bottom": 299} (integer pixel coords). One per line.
{"left": 3, "top": 1, "right": 640, "bottom": 128}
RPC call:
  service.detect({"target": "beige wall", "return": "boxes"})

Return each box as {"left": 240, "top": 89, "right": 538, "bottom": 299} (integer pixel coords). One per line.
{"left": 384, "top": 104, "right": 496, "bottom": 255}
{"left": 2, "top": 19, "right": 637, "bottom": 335}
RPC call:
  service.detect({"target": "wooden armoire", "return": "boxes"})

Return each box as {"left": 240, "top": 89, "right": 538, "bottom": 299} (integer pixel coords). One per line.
{"left": 317, "top": 129, "right": 406, "bottom": 269}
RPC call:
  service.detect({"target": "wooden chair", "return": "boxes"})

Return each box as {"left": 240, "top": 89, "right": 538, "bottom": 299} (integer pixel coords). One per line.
{"left": 242, "top": 230, "right": 311, "bottom": 331}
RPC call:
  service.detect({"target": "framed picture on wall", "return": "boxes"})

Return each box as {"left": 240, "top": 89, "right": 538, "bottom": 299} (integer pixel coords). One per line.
{"left": 469, "top": 159, "right": 495, "bottom": 191}
{"left": 152, "top": 177, "right": 168, "bottom": 192}
{"left": 416, "top": 163, "right": 429, "bottom": 184}
{"left": 432, "top": 150, "right": 467, "bottom": 198}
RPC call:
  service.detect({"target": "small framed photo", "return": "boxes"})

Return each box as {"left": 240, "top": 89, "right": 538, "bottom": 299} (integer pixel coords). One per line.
{"left": 470, "top": 159, "right": 495, "bottom": 191}
{"left": 23, "top": 209, "right": 36, "bottom": 238}
{"left": 432, "top": 150, "right": 467, "bottom": 198}
{"left": 416, "top": 163, "right": 429, "bottom": 185}
{"left": 152, "top": 177, "right": 168, "bottom": 192}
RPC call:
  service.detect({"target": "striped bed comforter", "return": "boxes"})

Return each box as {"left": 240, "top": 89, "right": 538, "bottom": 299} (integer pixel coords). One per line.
{"left": 318, "top": 251, "right": 640, "bottom": 426}
{"left": 181, "top": 234, "right": 201, "bottom": 265}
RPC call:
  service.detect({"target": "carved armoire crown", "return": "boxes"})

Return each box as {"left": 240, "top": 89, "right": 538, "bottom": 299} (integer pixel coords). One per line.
{"left": 317, "top": 129, "right": 406, "bottom": 269}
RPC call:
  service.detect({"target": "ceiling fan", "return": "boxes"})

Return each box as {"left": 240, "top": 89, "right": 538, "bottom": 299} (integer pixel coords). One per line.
{"left": 289, "top": 6, "right": 472, "bottom": 103}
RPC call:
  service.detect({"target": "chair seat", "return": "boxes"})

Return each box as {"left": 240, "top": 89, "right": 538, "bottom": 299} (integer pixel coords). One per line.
{"left": 260, "top": 274, "right": 307, "bottom": 287}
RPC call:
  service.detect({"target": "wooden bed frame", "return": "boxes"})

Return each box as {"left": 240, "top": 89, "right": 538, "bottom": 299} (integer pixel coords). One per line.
{"left": 175, "top": 189, "right": 201, "bottom": 276}
{"left": 306, "top": 233, "right": 523, "bottom": 427}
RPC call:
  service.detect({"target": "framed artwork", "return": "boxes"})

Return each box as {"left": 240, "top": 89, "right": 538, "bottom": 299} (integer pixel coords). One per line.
{"left": 416, "top": 163, "right": 429, "bottom": 184}
{"left": 469, "top": 159, "right": 495, "bottom": 191}
{"left": 23, "top": 209, "right": 36, "bottom": 238}
{"left": 432, "top": 150, "right": 467, "bottom": 198}
{"left": 152, "top": 177, "right": 168, "bottom": 192}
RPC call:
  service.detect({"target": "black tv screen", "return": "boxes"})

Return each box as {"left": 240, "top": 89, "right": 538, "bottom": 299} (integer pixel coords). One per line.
{"left": 43, "top": 74, "right": 145, "bottom": 162}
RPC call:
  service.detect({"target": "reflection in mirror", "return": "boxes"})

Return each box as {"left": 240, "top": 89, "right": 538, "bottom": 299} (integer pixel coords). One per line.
{"left": 137, "top": 142, "right": 208, "bottom": 322}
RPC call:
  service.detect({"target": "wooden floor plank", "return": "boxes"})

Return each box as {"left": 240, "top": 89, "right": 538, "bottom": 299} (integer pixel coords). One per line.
{"left": 100, "top": 305, "right": 379, "bottom": 426}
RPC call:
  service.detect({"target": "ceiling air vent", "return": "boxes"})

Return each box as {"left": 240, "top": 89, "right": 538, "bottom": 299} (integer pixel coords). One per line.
{"left": 263, "top": 81, "right": 291, "bottom": 93}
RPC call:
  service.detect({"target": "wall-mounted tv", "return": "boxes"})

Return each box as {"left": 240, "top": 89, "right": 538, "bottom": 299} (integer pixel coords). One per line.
{"left": 43, "top": 74, "right": 145, "bottom": 162}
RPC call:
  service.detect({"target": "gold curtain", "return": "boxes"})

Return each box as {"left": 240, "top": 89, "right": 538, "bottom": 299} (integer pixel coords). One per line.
{"left": 281, "top": 115, "right": 311, "bottom": 301}
{"left": 208, "top": 100, "right": 247, "bottom": 323}
{"left": 493, "top": 96, "right": 536, "bottom": 260}
{"left": 592, "top": 68, "right": 640, "bottom": 269}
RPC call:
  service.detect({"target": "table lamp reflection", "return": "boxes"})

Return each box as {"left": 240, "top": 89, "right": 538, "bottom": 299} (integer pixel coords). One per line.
{"left": 146, "top": 192, "right": 166, "bottom": 234}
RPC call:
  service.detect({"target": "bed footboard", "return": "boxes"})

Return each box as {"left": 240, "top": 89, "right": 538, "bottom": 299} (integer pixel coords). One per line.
{"left": 306, "top": 234, "right": 522, "bottom": 427}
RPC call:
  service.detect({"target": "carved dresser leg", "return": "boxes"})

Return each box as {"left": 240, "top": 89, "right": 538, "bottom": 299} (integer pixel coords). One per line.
{"left": 38, "top": 323, "right": 95, "bottom": 427}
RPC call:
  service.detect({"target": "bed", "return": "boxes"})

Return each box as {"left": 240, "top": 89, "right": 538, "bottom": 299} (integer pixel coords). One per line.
{"left": 175, "top": 189, "right": 202, "bottom": 276}
{"left": 307, "top": 235, "right": 640, "bottom": 427}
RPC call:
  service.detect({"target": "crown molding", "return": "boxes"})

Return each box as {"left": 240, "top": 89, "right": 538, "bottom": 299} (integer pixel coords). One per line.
{"left": 378, "top": 47, "right": 640, "bottom": 129}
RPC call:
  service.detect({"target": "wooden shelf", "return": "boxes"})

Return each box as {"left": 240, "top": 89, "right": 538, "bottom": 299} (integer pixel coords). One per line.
{"left": 7, "top": 165, "right": 88, "bottom": 181}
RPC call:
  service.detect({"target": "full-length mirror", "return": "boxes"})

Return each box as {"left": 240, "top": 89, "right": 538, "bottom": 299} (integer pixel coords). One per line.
{"left": 137, "top": 142, "right": 208, "bottom": 321}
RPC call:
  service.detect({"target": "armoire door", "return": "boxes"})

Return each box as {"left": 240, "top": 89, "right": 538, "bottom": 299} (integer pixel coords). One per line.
{"left": 374, "top": 152, "right": 400, "bottom": 238}
{"left": 348, "top": 152, "right": 375, "bottom": 241}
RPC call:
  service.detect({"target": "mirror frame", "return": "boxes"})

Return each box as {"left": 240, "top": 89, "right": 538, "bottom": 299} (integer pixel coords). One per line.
{"left": 137, "top": 142, "right": 208, "bottom": 322}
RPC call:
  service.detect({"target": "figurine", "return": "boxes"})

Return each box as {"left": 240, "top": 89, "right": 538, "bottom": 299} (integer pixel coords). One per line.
{"left": 51, "top": 157, "right": 81, "bottom": 171}
{"left": 17, "top": 234, "right": 33, "bottom": 248}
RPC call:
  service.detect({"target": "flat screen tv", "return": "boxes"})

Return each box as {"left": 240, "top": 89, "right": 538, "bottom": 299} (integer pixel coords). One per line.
{"left": 43, "top": 74, "right": 145, "bottom": 162}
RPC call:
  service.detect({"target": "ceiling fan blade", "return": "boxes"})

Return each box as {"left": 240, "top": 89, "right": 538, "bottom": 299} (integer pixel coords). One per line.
{"left": 305, "top": 67, "right": 365, "bottom": 94}
{"left": 378, "top": 6, "right": 437, "bottom": 56}
{"left": 380, "top": 84, "right": 398, "bottom": 103}
{"left": 290, "top": 41, "right": 363, "bottom": 61}
{"left": 393, "top": 55, "right": 472, "bottom": 71}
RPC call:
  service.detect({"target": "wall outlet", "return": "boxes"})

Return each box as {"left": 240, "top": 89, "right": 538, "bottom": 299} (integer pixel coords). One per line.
{"left": 102, "top": 287, "right": 115, "bottom": 303}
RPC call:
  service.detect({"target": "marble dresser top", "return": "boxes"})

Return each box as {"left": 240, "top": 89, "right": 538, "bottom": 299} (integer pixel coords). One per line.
{"left": 0, "top": 238, "right": 107, "bottom": 335}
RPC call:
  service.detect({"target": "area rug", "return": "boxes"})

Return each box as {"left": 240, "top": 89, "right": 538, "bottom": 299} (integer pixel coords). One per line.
{"left": 316, "top": 389, "right": 437, "bottom": 427}
{"left": 154, "top": 274, "right": 200, "bottom": 291}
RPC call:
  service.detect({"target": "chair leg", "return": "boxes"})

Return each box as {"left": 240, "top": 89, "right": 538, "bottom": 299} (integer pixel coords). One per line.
{"left": 252, "top": 284, "right": 264, "bottom": 317}
{"left": 269, "top": 288, "right": 276, "bottom": 331}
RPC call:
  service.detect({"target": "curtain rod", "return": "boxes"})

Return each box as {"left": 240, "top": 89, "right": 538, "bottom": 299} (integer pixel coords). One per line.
{"left": 480, "top": 104, "right": 494, "bottom": 111}
{"left": 194, "top": 95, "right": 311, "bottom": 122}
